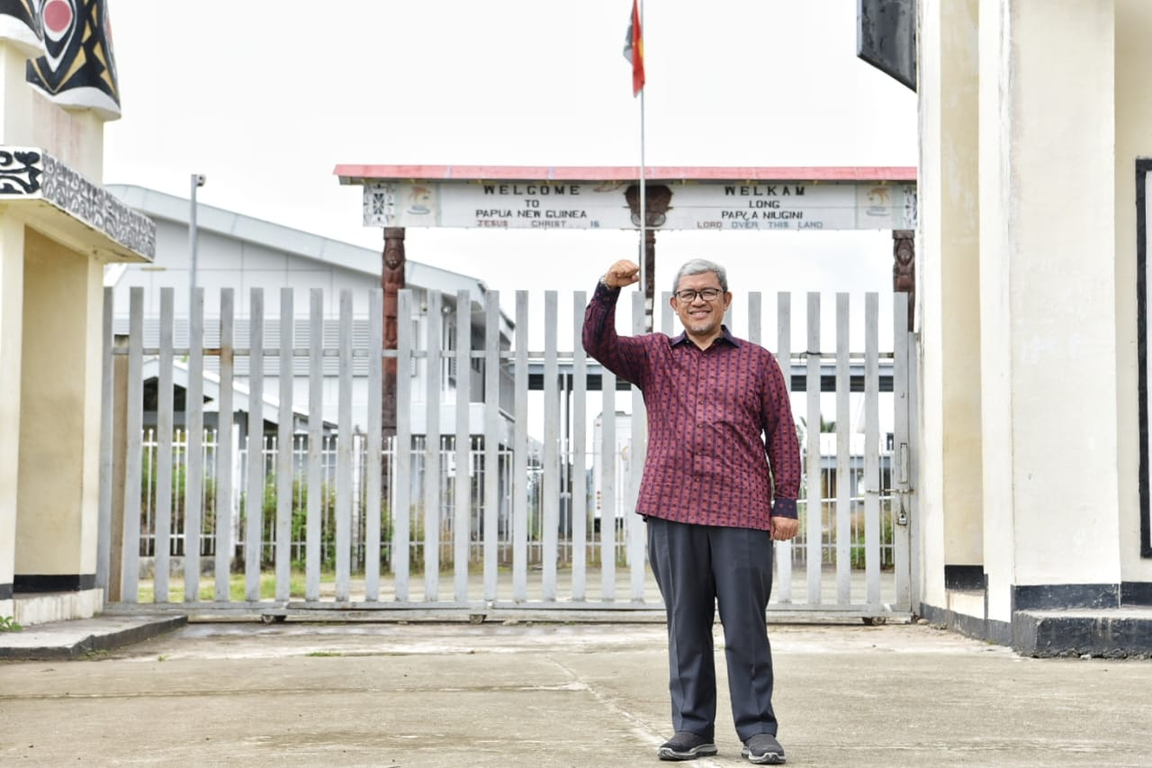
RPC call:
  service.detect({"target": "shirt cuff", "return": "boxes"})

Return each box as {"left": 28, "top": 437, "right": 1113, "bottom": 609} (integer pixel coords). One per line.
{"left": 595, "top": 278, "right": 619, "bottom": 296}
{"left": 772, "top": 497, "right": 798, "bottom": 519}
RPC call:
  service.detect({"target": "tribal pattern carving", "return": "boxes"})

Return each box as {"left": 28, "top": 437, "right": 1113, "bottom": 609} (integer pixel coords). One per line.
{"left": 101, "top": 183, "right": 156, "bottom": 259}
{"left": 625, "top": 184, "right": 673, "bottom": 228}
{"left": 893, "top": 229, "right": 915, "bottom": 331}
{"left": 902, "top": 184, "right": 918, "bottom": 229}
{"left": 40, "top": 154, "right": 155, "bottom": 257}
{"left": 26, "top": 0, "right": 121, "bottom": 120}
{"left": 0, "top": 146, "right": 154, "bottom": 259}
{"left": 0, "top": 149, "right": 42, "bottom": 194}
{"left": 365, "top": 183, "right": 398, "bottom": 227}
{"left": 0, "top": 0, "right": 44, "bottom": 50}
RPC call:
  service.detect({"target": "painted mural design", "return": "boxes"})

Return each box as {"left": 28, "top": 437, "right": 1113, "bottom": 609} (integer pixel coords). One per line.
{"left": 26, "top": 0, "right": 120, "bottom": 120}
{"left": 0, "top": 148, "right": 155, "bottom": 257}
{"left": 0, "top": 149, "right": 42, "bottom": 194}
{"left": 0, "top": 0, "right": 44, "bottom": 51}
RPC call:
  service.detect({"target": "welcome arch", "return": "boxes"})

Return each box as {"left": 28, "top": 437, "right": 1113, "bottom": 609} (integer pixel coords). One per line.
{"left": 337, "top": 163, "right": 917, "bottom": 306}
{"left": 319, "top": 163, "right": 921, "bottom": 620}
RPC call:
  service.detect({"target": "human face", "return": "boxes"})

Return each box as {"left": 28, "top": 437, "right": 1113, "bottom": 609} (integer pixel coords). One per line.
{"left": 670, "top": 271, "right": 731, "bottom": 348}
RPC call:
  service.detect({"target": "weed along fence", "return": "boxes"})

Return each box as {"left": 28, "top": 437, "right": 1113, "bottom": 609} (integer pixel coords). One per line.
{"left": 100, "top": 285, "right": 915, "bottom": 621}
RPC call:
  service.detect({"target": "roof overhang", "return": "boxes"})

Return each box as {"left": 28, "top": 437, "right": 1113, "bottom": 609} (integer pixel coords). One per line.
{"left": 139, "top": 357, "right": 333, "bottom": 431}
{"left": 0, "top": 147, "right": 155, "bottom": 262}
{"left": 335, "top": 164, "right": 917, "bottom": 183}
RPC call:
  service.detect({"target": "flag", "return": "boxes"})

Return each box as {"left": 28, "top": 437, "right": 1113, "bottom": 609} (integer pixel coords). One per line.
{"left": 623, "top": 0, "right": 645, "bottom": 96}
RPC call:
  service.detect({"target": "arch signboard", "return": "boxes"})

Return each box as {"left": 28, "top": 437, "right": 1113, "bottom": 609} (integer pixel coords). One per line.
{"left": 336, "top": 165, "right": 917, "bottom": 233}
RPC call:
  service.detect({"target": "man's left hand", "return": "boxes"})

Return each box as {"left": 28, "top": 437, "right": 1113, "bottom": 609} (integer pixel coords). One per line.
{"left": 770, "top": 517, "right": 799, "bottom": 541}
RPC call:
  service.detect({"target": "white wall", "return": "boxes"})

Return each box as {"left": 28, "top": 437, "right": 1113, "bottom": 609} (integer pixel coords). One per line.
{"left": 112, "top": 219, "right": 384, "bottom": 319}
{"left": 1115, "top": 0, "right": 1152, "bottom": 584}
{"left": 918, "top": 0, "right": 983, "bottom": 610}
{"left": 971, "top": 0, "right": 1123, "bottom": 622}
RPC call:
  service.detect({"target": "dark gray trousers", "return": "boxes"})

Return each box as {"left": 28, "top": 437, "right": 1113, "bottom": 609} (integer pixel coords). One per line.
{"left": 647, "top": 517, "right": 778, "bottom": 741}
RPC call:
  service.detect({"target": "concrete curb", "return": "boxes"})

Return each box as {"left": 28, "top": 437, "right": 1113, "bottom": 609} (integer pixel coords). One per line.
{"left": 0, "top": 615, "right": 188, "bottom": 660}
{"left": 1013, "top": 608, "right": 1152, "bottom": 658}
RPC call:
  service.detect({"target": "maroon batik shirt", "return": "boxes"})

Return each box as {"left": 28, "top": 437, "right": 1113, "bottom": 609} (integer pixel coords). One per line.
{"left": 582, "top": 281, "right": 800, "bottom": 530}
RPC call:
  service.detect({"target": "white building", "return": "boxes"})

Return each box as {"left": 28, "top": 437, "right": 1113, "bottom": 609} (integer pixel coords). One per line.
{"left": 916, "top": 0, "right": 1152, "bottom": 654}
{"left": 104, "top": 184, "right": 515, "bottom": 438}
{"left": 1, "top": 4, "right": 154, "bottom": 625}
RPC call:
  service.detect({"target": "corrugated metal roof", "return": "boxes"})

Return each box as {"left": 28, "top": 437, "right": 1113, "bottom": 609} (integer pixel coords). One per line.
{"left": 104, "top": 184, "right": 491, "bottom": 293}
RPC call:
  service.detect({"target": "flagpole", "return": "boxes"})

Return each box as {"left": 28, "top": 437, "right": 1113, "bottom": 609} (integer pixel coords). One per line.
{"left": 639, "top": 86, "right": 647, "bottom": 309}
{"left": 638, "top": 0, "right": 648, "bottom": 328}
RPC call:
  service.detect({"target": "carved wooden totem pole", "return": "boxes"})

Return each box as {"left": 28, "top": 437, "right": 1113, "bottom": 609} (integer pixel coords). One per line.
{"left": 382, "top": 227, "right": 406, "bottom": 437}
{"left": 893, "top": 229, "right": 915, "bottom": 331}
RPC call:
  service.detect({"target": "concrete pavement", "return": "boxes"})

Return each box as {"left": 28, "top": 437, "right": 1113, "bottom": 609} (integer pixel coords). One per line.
{"left": 1, "top": 618, "right": 1150, "bottom": 767}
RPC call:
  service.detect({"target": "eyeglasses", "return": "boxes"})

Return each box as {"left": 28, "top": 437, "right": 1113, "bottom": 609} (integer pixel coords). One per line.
{"left": 674, "top": 288, "right": 724, "bottom": 303}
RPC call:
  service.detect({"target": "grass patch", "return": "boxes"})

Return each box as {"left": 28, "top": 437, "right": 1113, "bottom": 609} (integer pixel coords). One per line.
{"left": 136, "top": 571, "right": 312, "bottom": 603}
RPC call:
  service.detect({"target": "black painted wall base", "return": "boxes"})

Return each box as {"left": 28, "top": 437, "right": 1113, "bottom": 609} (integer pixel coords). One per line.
{"left": 943, "top": 565, "right": 986, "bottom": 591}
{"left": 923, "top": 579, "right": 1152, "bottom": 657}
{"left": 920, "top": 601, "right": 1011, "bottom": 646}
{"left": 1013, "top": 583, "right": 1119, "bottom": 611}
{"left": 1122, "top": 581, "right": 1152, "bottom": 606}
{"left": 13, "top": 574, "right": 96, "bottom": 593}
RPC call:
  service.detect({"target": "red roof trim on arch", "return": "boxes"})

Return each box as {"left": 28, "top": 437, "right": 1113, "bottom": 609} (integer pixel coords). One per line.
{"left": 334, "top": 164, "right": 917, "bottom": 184}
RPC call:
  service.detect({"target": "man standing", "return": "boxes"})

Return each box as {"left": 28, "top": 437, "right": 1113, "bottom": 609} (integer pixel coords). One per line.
{"left": 583, "top": 258, "right": 800, "bottom": 764}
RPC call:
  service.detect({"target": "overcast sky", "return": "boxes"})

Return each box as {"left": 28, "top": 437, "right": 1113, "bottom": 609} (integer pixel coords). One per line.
{"left": 101, "top": 0, "right": 917, "bottom": 349}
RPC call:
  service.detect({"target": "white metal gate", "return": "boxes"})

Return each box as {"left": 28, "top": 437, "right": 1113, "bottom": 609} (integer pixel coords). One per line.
{"left": 100, "top": 286, "right": 915, "bottom": 621}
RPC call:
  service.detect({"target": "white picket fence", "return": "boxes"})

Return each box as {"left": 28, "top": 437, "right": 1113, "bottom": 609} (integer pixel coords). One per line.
{"left": 99, "top": 286, "right": 915, "bottom": 620}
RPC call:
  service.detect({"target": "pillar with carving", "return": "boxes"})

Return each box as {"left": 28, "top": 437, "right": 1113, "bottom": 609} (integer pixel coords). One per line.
{"left": 382, "top": 227, "right": 405, "bottom": 436}
{"left": 893, "top": 229, "right": 915, "bottom": 331}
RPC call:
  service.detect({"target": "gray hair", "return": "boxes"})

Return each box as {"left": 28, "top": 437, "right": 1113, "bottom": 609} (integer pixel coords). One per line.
{"left": 672, "top": 258, "right": 728, "bottom": 294}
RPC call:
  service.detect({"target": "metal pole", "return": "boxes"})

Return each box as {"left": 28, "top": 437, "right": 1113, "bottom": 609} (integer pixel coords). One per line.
{"left": 189, "top": 174, "right": 205, "bottom": 317}
{"left": 638, "top": 0, "right": 647, "bottom": 321}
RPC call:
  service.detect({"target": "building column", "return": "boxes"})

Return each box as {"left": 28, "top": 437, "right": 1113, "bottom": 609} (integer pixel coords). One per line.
{"left": 917, "top": 0, "right": 984, "bottom": 616}
{"left": 0, "top": 215, "right": 24, "bottom": 617}
{"left": 978, "top": 0, "right": 1121, "bottom": 624}
{"left": 14, "top": 230, "right": 104, "bottom": 615}
{"left": 1114, "top": 0, "right": 1152, "bottom": 598}
{"left": 1, "top": 34, "right": 34, "bottom": 618}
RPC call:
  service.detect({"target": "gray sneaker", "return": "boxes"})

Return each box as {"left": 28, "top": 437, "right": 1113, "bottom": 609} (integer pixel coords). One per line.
{"left": 657, "top": 731, "right": 718, "bottom": 761}
{"left": 742, "top": 733, "right": 786, "bottom": 764}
